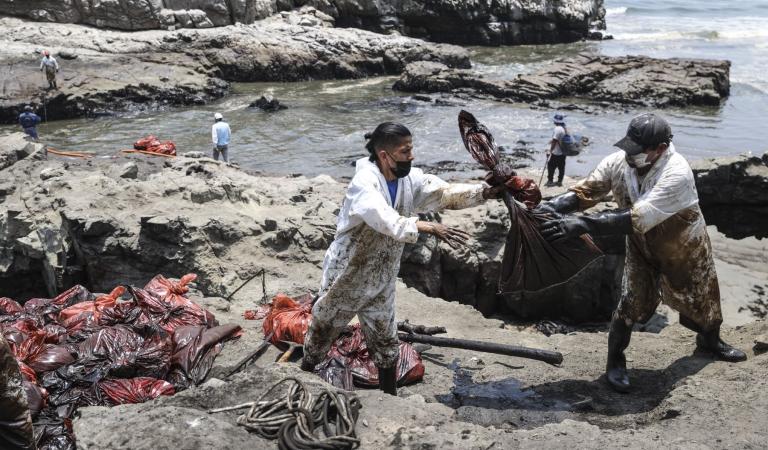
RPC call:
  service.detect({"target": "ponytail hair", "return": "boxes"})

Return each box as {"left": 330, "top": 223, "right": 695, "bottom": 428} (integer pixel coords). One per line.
{"left": 364, "top": 122, "right": 411, "bottom": 162}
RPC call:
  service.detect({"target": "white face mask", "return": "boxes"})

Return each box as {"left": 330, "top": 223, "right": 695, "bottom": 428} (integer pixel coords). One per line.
{"left": 627, "top": 153, "right": 651, "bottom": 169}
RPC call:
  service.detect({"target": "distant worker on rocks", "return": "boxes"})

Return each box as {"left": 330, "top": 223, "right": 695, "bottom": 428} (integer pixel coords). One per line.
{"left": 39, "top": 50, "right": 59, "bottom": 90}
{"left": 18, "top": 105, "right": 41, "bottom": 140}
{"left": 301, "top": 122, "right": 505, "bottom": 396}
{"left": 211, "top": 112, "right": 231, "bottom": 162}
{"left": 536, "top": 113, "right": 746, "bottom": 393}
{"left": 545, "top": 113, "right": 568, "bottom": 187}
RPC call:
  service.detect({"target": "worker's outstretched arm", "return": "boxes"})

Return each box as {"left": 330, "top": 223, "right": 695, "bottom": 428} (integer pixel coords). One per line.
{"left": 412, "top": 169, "right": 491, "bottom": 212}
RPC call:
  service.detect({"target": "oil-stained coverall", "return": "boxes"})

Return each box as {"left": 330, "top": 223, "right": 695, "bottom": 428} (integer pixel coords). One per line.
{"left": 569, "top": 144, "right": 723, "bottom": 330}
{"left": 303, "top": 157, "right": 486, "bottom": 369}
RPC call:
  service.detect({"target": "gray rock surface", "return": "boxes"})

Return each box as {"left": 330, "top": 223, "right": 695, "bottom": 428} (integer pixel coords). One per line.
{"left": 0, "top": 15, "right": 468, "bottom": 123}
{"left": 0, "top": 132, "right": 47, "bottom": 171}
{"left": 394, "top": 54, "right": 731, "bottom": 108}
{"left": 0, "top": 0, "right": 605, "bottom": 46}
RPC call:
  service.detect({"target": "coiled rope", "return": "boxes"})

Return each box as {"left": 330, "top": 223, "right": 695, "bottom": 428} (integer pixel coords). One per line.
{"left": 208, "top": 377, "right": 361, "bottom": 450}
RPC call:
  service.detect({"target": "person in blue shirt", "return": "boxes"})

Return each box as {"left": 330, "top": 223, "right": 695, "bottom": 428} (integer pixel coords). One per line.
{"left": 211, "top": 112, "right": 231, "bottom": 162}
{"left": 18, "top": 105, "right": 41, "bottom": 140}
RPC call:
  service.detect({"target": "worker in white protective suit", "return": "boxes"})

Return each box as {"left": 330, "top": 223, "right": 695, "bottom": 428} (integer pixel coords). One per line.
{"left": 301, "top": 122, "right": 505, "bottom": 395}
{"left": 536, "top": 113, "right": 746, "bottom": 393}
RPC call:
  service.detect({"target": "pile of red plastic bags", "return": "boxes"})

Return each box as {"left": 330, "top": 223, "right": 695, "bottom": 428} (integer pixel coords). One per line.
{"left": 0, "top": 274, "right": 241, "bottom": 450}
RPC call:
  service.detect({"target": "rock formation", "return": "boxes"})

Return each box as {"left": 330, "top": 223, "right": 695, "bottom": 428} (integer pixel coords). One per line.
{"left": 394, "top": 54, "right": 731, "bottom": 108}
{"left": 0, "top": 0, "right": 606, "bottom": 45}
{"left": 692, "top": 151, "right": 768, "bottom": 239}
{"left": 0, "top": 14, "right": 469, "bottom": 123}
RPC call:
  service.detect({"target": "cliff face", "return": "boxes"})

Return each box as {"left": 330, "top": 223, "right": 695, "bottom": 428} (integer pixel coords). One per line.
{"left": 0, "top": 0, "right": 605, "bottom": 45}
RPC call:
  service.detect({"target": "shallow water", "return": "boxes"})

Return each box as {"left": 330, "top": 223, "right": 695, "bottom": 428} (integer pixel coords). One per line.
{"left": 3, "top": 0, "right": 767, "bottom": 179}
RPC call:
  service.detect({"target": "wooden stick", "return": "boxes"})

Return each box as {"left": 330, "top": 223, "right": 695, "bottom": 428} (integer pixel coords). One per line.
{"left": 47, "top": 148, "right": 93, "bottom": 158}
{"left": 121, "top": 149, "right": 175, "bottom": 158}
{"left": 398, "top": 332, "right": 563, "bottom": 365}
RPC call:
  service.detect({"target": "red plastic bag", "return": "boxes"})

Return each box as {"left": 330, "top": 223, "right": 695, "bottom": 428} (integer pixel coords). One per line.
{"left": 322, "top": 324, "right": 424, "bottom": 388}
{"left": 130, "top": 287, "right": 213, "bottom": 334}
{"left": 27, "top": 345, "right": 75, "bottom": 374}
{"left": 58, "top": 286, "right": 125, "bottom": 329}
{"left": 168, "top": 324, "right": 242, "bottom": 388}
{"left": 50, "top": 285, "right": 93, "bottom": 307}
{"left": 144, "top": 274, "right": 196, "bottom": 305}
{"left": 0, "top": 298, "right": 23, "bottom": 315}
{"left": 98, "top": 378, "right": 175, "bottom": 405}
{"left": 133, "top": 135, "right": 160, "bottom": 150}
{"left": 262, "top": 294, "right": 313, "bottom": 345}
{"left": 23, "top": 381, "right": 48, "bottom": 417}
{"left": 150, "top": 141, "right": 176, "bottom": 156}
{"left": 58, "top": 286, "right": 126, "bottom": 333}
{"left": 133, "top": 136, "right": 177, "bottom": 156}
{"left": 77, "top": 325, "right": 172, "bottom": 380}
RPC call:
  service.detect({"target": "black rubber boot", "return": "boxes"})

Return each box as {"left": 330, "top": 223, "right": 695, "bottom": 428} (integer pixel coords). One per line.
{"left": 696, "top": 328, "right": 747, "bottom": 362}
{"left": 605, "top": 317, "right": 632, "bottom": 393}
{"left": 377, "top": 365, "right": 397, "bottom": 396}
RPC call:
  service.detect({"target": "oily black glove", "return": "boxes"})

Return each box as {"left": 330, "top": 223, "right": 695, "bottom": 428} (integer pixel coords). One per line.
{"left": 540, "top": 209, "right": 633, "bottom": 242}
{"left": 533, "top": 191, "right": 580, "bottom": 216}
{"left": 540, "top": 216, "right": 590, "bottom": 242}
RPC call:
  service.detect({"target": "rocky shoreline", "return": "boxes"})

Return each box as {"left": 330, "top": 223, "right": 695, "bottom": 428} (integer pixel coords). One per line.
{"left": 0, "top": 0, "right": 606, "bottom": 46}
{"left": 1, "top": 132, "right": 766, "bottom": 320}
{"left": 0, "top": 12, "right": 469, "bottom": 123}
{"left": 1, "top": 132, "right": 766, "bottom": 448}
{"left": 394, "top": 54, "right": 731, "bottom": 108}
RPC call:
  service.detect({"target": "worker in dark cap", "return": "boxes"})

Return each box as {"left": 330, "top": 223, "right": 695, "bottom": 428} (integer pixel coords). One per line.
{"left": 535, "top": 113, "right": 746, "bottom": 393}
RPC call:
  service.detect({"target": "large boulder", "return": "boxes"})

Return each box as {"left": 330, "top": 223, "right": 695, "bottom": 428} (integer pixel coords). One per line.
{"left": 395, "top": 54, "right": 731, "bottom": 108}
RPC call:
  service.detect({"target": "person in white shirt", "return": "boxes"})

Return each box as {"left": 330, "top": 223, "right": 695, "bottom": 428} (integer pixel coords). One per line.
{"left": 211, "top": 112, "right": 231, "bottom": 162}
{"left": 300, "top": 122, "right": 504, "bottom": 395}
{"left": 39, "top": 50, "right": 60, "bottom": 90}
{"left": 536, "top": 113, "right": 746, "bottom": 393}
{"left": 546, "top": 113, "right": 567, "bottom": 187}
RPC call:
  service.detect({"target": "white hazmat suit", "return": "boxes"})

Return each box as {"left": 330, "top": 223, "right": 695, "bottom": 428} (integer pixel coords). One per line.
{"left": 303, "top": 157, "right": 486, "bottom": 368}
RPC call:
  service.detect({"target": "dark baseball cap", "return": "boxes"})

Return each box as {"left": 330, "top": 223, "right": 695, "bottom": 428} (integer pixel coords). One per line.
{"left": 614, "top": 113, "right": 673, "bottom": 155}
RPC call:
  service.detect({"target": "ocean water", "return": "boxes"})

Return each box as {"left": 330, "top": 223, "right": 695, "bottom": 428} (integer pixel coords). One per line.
{"left": 4, "top": 0, "right": 768, "bottom": 178}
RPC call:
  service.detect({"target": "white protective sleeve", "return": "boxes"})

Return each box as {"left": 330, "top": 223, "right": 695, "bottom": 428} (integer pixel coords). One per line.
{"left": 411, "top": 171, "right": 486, "bottom": 212}
{"left": 211, "top": 125, "right": 217, "bottom": 145}
{"left": 630, "top": 151, "right": 699, "bottom": 234}
{"left": 347, "top": 177, "right": 419, "bottom": 243}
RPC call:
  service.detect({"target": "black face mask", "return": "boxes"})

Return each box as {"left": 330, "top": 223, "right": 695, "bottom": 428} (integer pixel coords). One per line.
{"left": 385, "top": 152, "right": 412, "bottom": 178}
